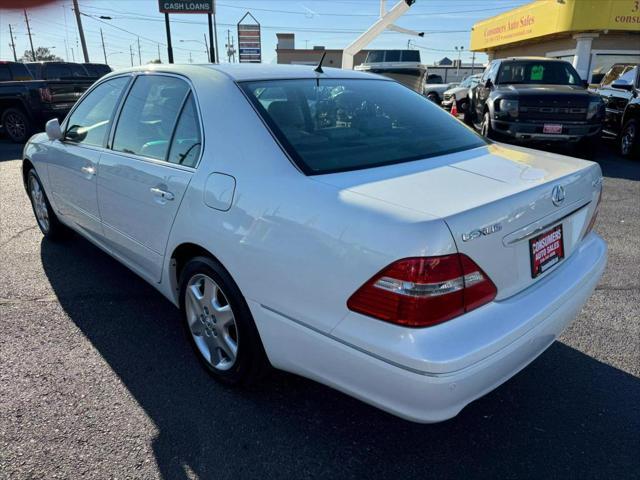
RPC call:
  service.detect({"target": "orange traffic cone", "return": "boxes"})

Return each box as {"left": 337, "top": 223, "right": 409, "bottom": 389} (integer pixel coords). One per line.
{"left": 450, "top": 97, "right": 458, "bottom": 117}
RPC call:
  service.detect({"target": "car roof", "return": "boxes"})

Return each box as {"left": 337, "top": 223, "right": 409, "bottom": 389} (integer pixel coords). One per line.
{"left": 110, "top": 63, "right": 388, "bottom": 82}
{"left": 501, "top": 57, "right": 568, "bottom": 62}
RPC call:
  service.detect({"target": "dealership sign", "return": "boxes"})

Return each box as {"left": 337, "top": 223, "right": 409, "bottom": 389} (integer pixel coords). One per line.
{"left": 237, "top": 12, "right": 261, "bottom": 63}
{"left": 158, "top": 0, "right": 214, "bottom": 14}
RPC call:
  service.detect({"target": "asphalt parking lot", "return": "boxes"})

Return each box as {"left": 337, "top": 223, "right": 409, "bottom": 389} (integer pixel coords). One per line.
{"left": 0, "top": 137, "right": 638, "bottom": 479}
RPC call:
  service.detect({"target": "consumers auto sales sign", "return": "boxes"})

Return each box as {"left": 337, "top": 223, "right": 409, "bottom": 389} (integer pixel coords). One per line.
{"left": 158, "top": 0, "right": 214, "bottom": 14}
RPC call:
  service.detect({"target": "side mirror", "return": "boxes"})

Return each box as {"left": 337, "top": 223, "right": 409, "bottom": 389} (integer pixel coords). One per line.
{"left": 484, "top": 79, "right": 493, "bottom": 89}
{"left": 45, "top": 118, "right": 62, "bottom": 141}
{"left": 611, "top": 82, "right": 634, "bottom": 91}
{"left": 582, "top": 80, "right": 589, "bottom": 88}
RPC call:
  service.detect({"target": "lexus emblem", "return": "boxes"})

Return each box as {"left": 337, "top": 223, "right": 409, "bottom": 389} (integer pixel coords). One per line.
{"left": 551, "top": 185, "right": 565, "bottom": 206}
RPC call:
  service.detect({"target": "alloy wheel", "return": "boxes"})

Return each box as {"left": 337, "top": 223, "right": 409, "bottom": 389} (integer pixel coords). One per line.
{"left": 621, "top": 123, "right": 636, "bottom": 156}
{"left": 29, "top": 175, "right": 49, "bottom": 233}
{"left": 5, "top": 112, "right": 26, "bottom": 141}
{"left": 185, "top": 273, "right": 238, "bottom": 371}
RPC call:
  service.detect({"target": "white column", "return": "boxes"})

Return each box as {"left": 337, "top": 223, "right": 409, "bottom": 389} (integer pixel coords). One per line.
{"left": 572, "top": 33, "right": 598, "bottom": 81}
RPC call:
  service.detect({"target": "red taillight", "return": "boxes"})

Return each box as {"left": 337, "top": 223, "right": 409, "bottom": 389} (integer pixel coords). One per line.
{"left": 38, "top": 87, "right": 52, "bottom": 103}
{"left": 583, "top": 188, "right": 602, "bottom": 238}
{"left": 347, "top": 254, "right": 497, "bottom": 328}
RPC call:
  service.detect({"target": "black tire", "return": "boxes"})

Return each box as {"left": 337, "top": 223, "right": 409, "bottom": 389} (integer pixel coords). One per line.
{"left": 620, "top": 118, "right": 639, "bottom": 159}
{"left": 426, "top": 93, "right": 439, "bottom": 103}
{"left": 459, "top": 99, "right": 469, "bottom": 113}
{"left": 480, "top": 110, "right": 494, "bottom": 139}
{"left": 2, "top": 108, "right": 31, "bottom": 143}
{"left": 179, "top": 256, "right": 268, "bottom": 385}
{"left": 575, "top": 135, "right": 598, "bottom": 159}
{"left": 26, "top": 168, "right": 67, "bottom": 241}
{"left": 463, "top": 100, "right": 474, "bottom": 125}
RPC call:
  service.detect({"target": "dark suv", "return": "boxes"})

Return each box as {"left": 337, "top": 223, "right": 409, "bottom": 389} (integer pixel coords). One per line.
{"left": 593, "top": 63, "right": 639, "bottom": 158}
{"left": 466, "top": 57, "right": 604, "bottom": 148}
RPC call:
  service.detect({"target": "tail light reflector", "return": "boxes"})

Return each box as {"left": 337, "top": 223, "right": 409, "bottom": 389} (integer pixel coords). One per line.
{"left": 38, "top": 87, "right": 52, "bottom": 103}
{"left": 347, "top": 254, "right": 497, "bottom": 328}
{"left": 583, "top": 188, "right": 602, "bottom": 238}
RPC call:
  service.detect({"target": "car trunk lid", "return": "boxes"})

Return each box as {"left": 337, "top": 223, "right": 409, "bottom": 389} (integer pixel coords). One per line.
{"left": 315, "top": 143, "right": 602, "bottom": 300}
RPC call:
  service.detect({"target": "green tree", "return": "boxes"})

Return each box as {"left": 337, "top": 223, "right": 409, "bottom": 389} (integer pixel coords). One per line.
{"left": 148, "top": 59, "right": 162, "bottom": 64}
{"left": 20, "top": 47, "right": 63, "bottom": 62}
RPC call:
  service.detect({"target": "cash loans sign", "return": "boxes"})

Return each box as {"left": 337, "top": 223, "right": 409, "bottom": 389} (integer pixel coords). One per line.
{"left": 158, "top": 1, "right": 214, "bottom": 14}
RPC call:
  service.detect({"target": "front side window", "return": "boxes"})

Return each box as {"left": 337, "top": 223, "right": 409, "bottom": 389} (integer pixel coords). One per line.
{"left": 167, "top": 93, "right": 201, "bottom": 167}
{"left": 112, "top": 75, "right": 189, "bottom": 160}
{"left": 65, "top": 76, "right": 130, "bottom": 147}
{"left": 0, "top": 65, "right": 11, "bottom": 81}
{"left": 496, "top": 61, "right": 581, "bottom": 85}
{"left": 242, "top": 78, "right": 486, "bottom": 175}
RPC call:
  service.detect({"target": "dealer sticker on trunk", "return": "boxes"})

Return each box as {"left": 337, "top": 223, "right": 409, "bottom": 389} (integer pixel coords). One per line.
{"left": 529, "top": 224, "right": 564, "bottom": 278}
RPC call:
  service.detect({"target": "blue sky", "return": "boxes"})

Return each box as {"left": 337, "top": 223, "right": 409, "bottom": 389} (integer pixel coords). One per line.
{"left": 1, "top": 0, "right": 530, "bottom": 70}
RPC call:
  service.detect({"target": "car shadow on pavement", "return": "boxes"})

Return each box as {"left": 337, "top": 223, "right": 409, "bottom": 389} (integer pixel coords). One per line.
{"left": 0, "top": 140, "right": 24, "bottom": 163}
{"left": 40, "top": 234, "right": 640, "bottom": 479}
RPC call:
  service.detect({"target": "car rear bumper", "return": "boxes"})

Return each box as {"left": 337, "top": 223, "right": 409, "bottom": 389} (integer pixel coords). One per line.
{"left": 252, "top": 233, "right": 606, "bottom": 423}
{"left": 493, "top": 119, "right": 602, "bottom": 142}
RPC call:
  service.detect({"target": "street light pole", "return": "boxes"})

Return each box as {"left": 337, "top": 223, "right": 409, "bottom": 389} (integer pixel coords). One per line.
{"left": 203, "top": 33, "right": 210, "bottom": 62}
{"left": 137, "top": 37, "right": 141, "bottom": 65}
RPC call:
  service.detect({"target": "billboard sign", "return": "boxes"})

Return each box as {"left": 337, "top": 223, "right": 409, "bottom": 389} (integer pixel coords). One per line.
{"left": 237, "top": 12, "right": 261, "bottom": 63}
{"left": 158, "top": 1, "right": 214, "bottom": 14}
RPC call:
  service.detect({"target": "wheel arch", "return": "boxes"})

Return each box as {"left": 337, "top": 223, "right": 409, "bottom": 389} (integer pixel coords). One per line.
{"left": 622, "top": 102, "right": 640, "bottom": 127}
{"left": 169, "top": 242, "right": 230, "bottom": 303}
{"left": 22, "top": 158, "right": 35, "bottom": 191}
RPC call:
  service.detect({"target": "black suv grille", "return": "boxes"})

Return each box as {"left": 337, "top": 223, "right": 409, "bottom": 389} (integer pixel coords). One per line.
{"left": 518, "top": 99, "right": 588, "bottom": 122}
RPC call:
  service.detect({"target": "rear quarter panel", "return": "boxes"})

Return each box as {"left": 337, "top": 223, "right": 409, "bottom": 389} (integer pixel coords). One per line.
{"left": 163, "top": 72, "right": 457, "bottom": 333}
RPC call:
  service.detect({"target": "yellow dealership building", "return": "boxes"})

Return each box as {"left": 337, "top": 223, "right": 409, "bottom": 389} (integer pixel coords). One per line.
{"left": 471, "top": 0, "right": 640, "bottom": 83}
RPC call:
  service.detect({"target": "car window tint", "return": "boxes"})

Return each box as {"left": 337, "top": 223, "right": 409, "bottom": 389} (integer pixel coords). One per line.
{"left": 497, "top": 61, "right": 580, "bottom": 85}
{"left": 615, "top": 66, "right": 637, "bottom": 86}
{"left": 0, "top": 65, "right": 11, "bottom": 81}
{"left": 401, "top": 50, "right": 420, "bottom": 62}
{"left": 385, "top": 50, "right": 401, "bottom": 62}
{"left": 65, "top": 76, "right": 130, "bottom": 147}
{"left": 9, "top": 63, "right": 33, "bottom": 80}
{"left": 167, "top": 93, "right": 201, "bottom": 167}
{"left": 112, "top": 75, "right": 189, "bottom": 160}
{"left": 242, "top": 78, "right": 486, "bottom": 175}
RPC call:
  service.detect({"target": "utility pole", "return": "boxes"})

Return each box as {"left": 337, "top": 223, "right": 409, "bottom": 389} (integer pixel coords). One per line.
{"left": 226, "top": 29, "right": 231, "bottom": 63}
{"left": 72, "top": 0, "right": 89, "bottom": 62}
{"left": 213, "top": 11, "right": 219, "bottom": 63}
{"left": 471, "top": 51, "right": 476, "bottom": 72}
{"left": 8, "top": 24, "right": 17, "bottom": 61}
{"left": 23, "top": 10, "right": 36, "bottom": 61}
{"left": 189, "top": 51, "right": 193, "bottom": 64}
{"left": 207, "top": 14, "right": 215, "bottom": 63}
{"left": 100, "top": 28, "right": 107, "bottom": 64}
{"left": 157, "top": 43, "right": 162, "bottom": 63}
{"left": 164, "top": 13, "right": 174, "bottom": 63}
{"left": 71, "top": 47, "right": 75, "bottom": 61}
{"left": 129, "top": 44, "right": 134, "bottom": 67}
{"left": 137, "top": 37, "right": 141, "bottom": 65}
{"left": 204, "top": 33, "right": 210, "bottom": 62}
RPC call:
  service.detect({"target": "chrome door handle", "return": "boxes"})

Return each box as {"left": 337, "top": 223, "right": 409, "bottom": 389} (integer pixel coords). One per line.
{"left": 80, "top": 165, "right": 96, "bottom": 175}
{"left": 150, "top": 187, "right": 175, "bottom": 201}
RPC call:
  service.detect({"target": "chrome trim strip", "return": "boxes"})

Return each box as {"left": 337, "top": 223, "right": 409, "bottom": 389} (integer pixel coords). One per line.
{"left": 503, "top": 200, "right": 590, "bottom": 246}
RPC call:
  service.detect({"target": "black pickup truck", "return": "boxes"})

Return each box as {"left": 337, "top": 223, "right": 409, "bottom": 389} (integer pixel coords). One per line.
{"left": 0, "top": 61, "right": 94, "bottom": 142}
{"left": 592, "top": 63, "right": 639, "bottom": 158}
{"left": 466, "top": 57, "right": 604, "bottom": 150}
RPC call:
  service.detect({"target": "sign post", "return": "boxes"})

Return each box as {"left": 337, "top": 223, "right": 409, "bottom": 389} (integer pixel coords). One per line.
{"left": 158, "top": 1, "right": 215, "bottom": 63}
{"left": 237, "top": 12, "right": 261, "bottom": 64}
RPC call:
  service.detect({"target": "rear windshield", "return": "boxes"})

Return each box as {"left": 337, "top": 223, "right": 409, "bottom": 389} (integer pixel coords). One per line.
{"left": 44, "top": 63, "right": 88, "bottom": 79}
{"left": 496, "top": 61, "right": 582, "bottom": 85}
{"left": 241, "top": 79, "right": 486, "bottom": 175}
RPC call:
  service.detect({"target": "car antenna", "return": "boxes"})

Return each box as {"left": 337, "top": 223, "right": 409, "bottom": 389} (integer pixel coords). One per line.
{"left": 314, "top": 51, "right": 327, "bottom": 74}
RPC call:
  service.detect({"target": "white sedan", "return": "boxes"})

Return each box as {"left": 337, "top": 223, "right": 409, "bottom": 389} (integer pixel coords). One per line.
{"left": 23, "top": 64, "right": 606, "bottom": 423}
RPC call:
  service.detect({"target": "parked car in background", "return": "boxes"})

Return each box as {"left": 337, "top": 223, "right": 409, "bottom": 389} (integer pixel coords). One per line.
{"left": 26, "top": 61, "right": 90, "bottom": 80}
{"left": 592, "top": 63, "right": 639, "bottom": 158}
{"left": 467, "top": 57, "right": 604, "bottom": 150}
{"left": 0, "top": 61, "right": 94, "bottom": 142}
{"left": 82, "top": 63, "right": 113, "bottom": 79}
{"left": 442, "top": 73, "right": 482, "bottom": 112}
{"left": 355, "top": 49, "right": 427, "bottom": 93}
{"left": 424, "top": 81, "right": 459, "bottom": 104}
{"left": 23, "top": 64, "right": 606, "bottom": 423}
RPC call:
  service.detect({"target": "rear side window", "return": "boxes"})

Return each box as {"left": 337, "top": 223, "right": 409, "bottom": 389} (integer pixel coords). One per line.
{"left": 0, "top": 65, "right": 11, "bottom": 81}
{"left": 112, "top": 75, "right": 189, "bottom": 160}
{"left": 65, "top": 76, "right": 130, "bottom": 147}
{"left": 9, "top": 63, "right": 32, "bottom": 80}
{"left": 242, "top": 78, "right": 486, "bottom": 175}
{"left": 167, "top": 93, "right": 201, "bottom": 167}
